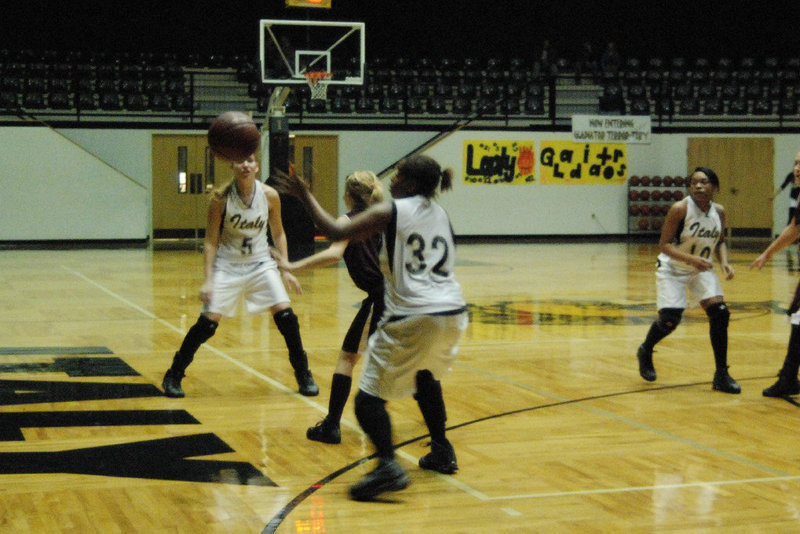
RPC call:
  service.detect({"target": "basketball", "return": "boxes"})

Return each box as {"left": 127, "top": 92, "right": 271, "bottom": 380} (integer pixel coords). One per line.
{"left": 630, "top": 175, "right": 641, "bottom": 186}
{"left": 207, "top": 111, "right": 260, "bottom": 161}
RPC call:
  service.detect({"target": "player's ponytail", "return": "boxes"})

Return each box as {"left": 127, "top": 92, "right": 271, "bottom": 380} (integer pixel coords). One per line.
{"left": 397, "top": 154, "right": 454, "bottom": 197}
{"left": 440, "top": 168, "right": 454, "bottom": 192}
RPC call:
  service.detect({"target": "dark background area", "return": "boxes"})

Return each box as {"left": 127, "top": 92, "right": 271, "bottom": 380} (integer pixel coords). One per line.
{"left": 1, "top": 1, "right": 797, "bottom": 62}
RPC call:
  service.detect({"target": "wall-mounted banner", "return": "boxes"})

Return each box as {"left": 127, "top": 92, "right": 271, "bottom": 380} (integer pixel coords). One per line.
{"left": 539, "top": 141, "right": 627, "bottom": 184}
{"left": 571, "top": 115, "right": 651, "bottom": 144}
{"left": 463, "top": 140, "right": 535, "bottom": 184}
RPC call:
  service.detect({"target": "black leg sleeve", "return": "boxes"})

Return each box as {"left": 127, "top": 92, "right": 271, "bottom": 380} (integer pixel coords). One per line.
{"left": 173, "top": 314, "right": 219, "bottom": 373}
{"left": 414, "top": 370, "right": 447, "bottom": 443}
{"left": 273, "top": 308, "right": 308, "bottom": 372}
{"left": 354, "top": 390, "right": 394, "bottom": 460}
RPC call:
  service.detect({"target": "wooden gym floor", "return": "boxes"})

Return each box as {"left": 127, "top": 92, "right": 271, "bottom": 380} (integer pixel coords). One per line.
{"left": 1, "top": 240, "right": 800, "bottom": 533}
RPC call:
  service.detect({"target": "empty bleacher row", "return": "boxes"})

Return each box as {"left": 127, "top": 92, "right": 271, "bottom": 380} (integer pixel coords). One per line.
{"left": 0, "top": 49, "right": 204, "bottom": 112}
{"left": 2, "top": 48, "right": 800, "bottom": 124}
{"left": 598, "top": 56, "right": 800, "bottom": 117}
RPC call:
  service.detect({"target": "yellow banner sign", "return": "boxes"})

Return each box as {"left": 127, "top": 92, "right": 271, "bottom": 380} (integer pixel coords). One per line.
{"left": 463, "top": 140, "right": 535, "bottom": 184}
{"left": 539, "top": 141, "right": 627, "bottom": 184}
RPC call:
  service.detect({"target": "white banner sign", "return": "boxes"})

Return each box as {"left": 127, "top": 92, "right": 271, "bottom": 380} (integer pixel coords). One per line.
{"left": 571, "top": 115, "right": 651, "bottom": 144}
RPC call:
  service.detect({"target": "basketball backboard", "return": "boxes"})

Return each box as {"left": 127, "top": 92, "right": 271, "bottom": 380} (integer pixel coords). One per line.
{"left": 259, "top": 19, "right": 365, "bottom": 85}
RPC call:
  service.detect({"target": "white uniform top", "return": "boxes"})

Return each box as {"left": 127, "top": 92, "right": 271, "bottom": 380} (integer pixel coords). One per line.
{"left": 380, "top": 195, "right": 466, "bottom": 317}
{"left": 216, "top": 182, "right": 273, "bottom": 264}
{"left": 657, "top": 197, "right": 722, "bottom": 274}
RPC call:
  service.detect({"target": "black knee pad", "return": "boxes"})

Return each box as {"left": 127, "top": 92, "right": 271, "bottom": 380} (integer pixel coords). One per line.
{"left": 273, "top": 308, "right": 298, "bottom": 335}
{"left": 194, "top": 314, "right": 219, "bottom": 342}
{"left": 416, "top": 369, "right": 435, "bottom": 389}
{"left": 176, "top": 314, "right": 219, "bottom": 368}
{"left": 657, "top": 308, "right": 683, "bottom": 333}
{"left": 706, "top": 302, "right": 730, "bottom": 327}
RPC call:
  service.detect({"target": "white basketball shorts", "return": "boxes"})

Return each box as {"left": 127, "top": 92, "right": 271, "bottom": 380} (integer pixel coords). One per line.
{"left": 656, "top": 262, "right": 723, "bottom": 310}
{"left": 204, "top": 260, "right": 289, "bottom": 317}
{"left": 359, "top": 311, "right": 469, "bottom": 400}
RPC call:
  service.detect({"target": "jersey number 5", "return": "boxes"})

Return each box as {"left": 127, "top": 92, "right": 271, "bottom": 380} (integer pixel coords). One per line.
{"left": 405, "top": 233, "right": 450, "bottom": 276}
{"left": 241, "top": 237, "right": 253, "bottom": 255}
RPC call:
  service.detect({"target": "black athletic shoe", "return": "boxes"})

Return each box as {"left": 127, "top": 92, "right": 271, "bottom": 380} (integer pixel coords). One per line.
{"left": 712, "top": 368, "right": 741, "bottom": 394}
{"left": 306, "top": 418, "right": 341, "bottom": 444}
{"left": 162, "top": 368, "right": 185, "bottom": 398}
{"left": 349, "top": 459, "right": 409, "bottom": 501}
{"left": 763, "top": 373, "right": 800, "bottom": 397}
{"left": 637, "top": 344, "right": 657, "bottom": 382}
{"left": 419, "top": 440, "right": 459, "bottom": 474}
{"left": 295, "top": 370, "right": 319, "bottom": 396}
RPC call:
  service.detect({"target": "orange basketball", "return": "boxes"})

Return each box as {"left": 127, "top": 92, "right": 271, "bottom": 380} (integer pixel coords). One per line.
{"left": 207, "top": 111, "right": 260, "bottom": 161}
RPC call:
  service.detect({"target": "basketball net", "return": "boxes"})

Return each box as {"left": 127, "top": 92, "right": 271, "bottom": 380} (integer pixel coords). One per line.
{"left": 304, "top": 71, "right": 333, "bottom": 101}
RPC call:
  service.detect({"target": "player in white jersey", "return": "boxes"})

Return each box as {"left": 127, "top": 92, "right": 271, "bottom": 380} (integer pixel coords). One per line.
{"left": 752, "top": 148, "right": 800, "bottom": 397}
{"left": 161, "top": 153, "right": 319, "bottom": 398}
{"left": 636, "top": 167, "right": 740, "bottom": 393}
{"left": 273, "top": 154, "right": 468, "bottom": 501}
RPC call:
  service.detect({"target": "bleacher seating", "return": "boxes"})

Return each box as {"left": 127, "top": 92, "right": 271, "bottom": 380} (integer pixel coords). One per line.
{"left": 0, "top": 46, "right": 798, "bottom": 124}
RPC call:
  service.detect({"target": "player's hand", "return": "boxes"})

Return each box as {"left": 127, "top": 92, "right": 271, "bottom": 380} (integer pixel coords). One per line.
{"left": 282, "top": 271, "right": 303, "bottom": 295}
{"left": 199, "top": 281, "right": 213, "bottom": 303}
{"left": 269, "top": 246, "right": 292, "bottom": 271}
{"left": 271, "top": 168, "right": 309, "bottom": 199}
{"left": 721, "top": 263, "right": 735, "bottom": 280}
{"left": 750, "top": 254, "right": 769, "bottom": 270}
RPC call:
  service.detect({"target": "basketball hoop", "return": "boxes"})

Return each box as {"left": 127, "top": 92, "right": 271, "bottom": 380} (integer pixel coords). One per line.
{"left": 304, "top": 71, "right": 333, "bottom": 101}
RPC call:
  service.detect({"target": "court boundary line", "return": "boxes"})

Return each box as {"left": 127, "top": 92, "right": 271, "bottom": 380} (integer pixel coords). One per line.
{"left": 59, "top": 264, "right": 800, "bottom": 531}
{"left": 60, "top": 265, "right": 332, "bottom": 414}
{"left": 483, "top": 473, "right": 800, "bottom": 500}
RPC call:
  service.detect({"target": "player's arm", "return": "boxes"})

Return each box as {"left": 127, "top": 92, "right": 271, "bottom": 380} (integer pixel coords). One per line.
{"left": 265, "top": 184, "right": 288, "bottom": 258}
{"left": 659, "top": 200, "right": 712, "bottom": 271}
{"left": 714, "top": 204, "right": 734, "bottom": 280}
{"left": 284, "top": 217, "right": 350, "bottom": 272}
{"left": 752, "top": 214, "right": 800, "bottom": 270}
{"left": 200, "top": 195, "right": 224, "bottom": 303}
{"left": 265, "top": 183, "right": 302, "bottom": 293}
{"left": 271, "top": 169, "right": 392, "bottom": 241}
